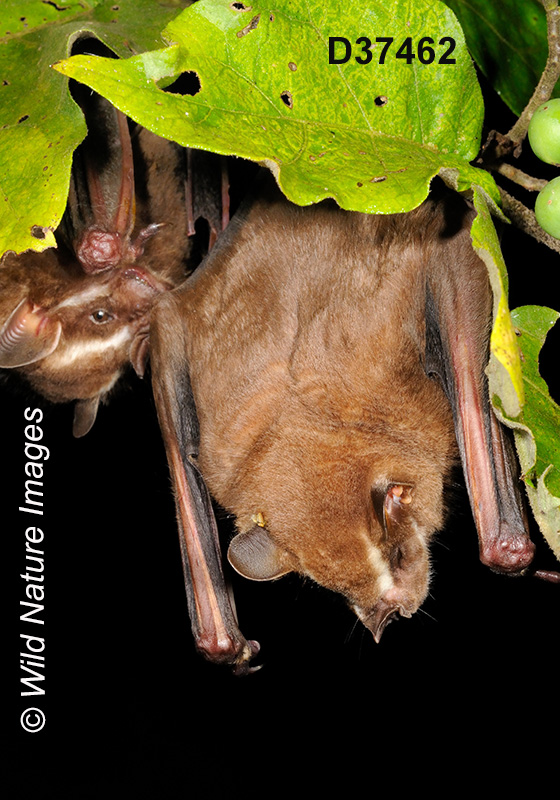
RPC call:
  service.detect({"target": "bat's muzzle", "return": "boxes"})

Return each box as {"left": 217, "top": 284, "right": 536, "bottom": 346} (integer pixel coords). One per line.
{"left": 361, "top": 599, "right": 414, "bottom": 643}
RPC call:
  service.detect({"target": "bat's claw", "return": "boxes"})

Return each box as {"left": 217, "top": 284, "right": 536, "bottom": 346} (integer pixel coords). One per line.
{"left": 232, "top": 639, "right": 262, "bottom": 676}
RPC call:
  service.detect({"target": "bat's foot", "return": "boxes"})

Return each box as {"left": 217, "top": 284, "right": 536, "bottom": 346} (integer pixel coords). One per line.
{"left": 480, "top": 526, "right": 536, "bottom": 575}
{"left": 196, "top": 633, "right": 261, "bottom": 675}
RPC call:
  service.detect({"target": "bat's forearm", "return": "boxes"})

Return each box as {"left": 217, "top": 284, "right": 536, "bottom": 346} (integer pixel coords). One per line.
{"left": 169, "top": 443, "right": 260, "bottom": 673}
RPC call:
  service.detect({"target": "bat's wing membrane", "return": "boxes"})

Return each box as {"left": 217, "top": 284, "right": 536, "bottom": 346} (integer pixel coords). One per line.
{"left": 425, "top": 199, "right": 535, "bottom": 574}
{"left": 150, "top": 292, "right": 260, "bottom": 674}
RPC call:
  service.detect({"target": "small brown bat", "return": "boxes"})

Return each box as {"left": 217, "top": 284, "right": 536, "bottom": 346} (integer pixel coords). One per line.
{"left": 0, "top": 86, "right": 224, "bottom": 435}
{"left": 149, "top": 171, "right": 542, "bottom": 674}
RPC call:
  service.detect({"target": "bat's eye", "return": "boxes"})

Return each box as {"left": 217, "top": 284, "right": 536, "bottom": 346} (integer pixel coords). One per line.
{"left": 90, "top": 309, "right": 114, "bottom": 324}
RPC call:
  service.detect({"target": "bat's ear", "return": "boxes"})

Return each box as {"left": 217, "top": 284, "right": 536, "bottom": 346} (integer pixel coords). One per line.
{"left": 73, "top": 395, "right": 100, "bottom": 438}
{"left": 130, "top": 331, "right": 150, "bottom": 378}
{"left": 371, "top": 483, "right": 414, "bottom": 538}
{"left": 0, "top": 299, "right": 61, "bottom": 368}
{"left": 228, "top": 526, "right": 294, "bottom": 581}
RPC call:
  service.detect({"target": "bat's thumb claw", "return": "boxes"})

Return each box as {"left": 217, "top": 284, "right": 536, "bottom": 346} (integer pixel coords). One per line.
{"left": 239, "top": 662, "right": 264, "bottom": 676}
{"left": 233, "top": 639, "right": 262, "bottom": 676}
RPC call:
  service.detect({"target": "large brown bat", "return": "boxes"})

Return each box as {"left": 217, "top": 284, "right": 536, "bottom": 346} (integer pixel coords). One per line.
{"left": 149, "top": 171, "right": 546, "bottom": 674}
{"left": 0, "top": 87, "right": 224, "bottom": 435}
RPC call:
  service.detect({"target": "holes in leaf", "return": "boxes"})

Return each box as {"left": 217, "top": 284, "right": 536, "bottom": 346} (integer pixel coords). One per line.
{"left": 280, "top": 90, "right": 293, "bottom": 109}
{"left": 162, "top": 71, "right": 201, "bottom": 97}
{"left": 70, "top": 35, "right": 117, "bottom": 60}
{"left": 42, "top": 1, "right": 72, "bottom": 10}
{"left": 237, "top": 14, "right": 260, "bottom": 37}
{"left": 18, "top": 114, "right": 29, "bottom": 123}
{"left": 31, "top": 226, "right": 46, "bottom": 239}
{"left": 230, "top": 1, "right": 252, "bottom": 10}
{"left": 375, "top": 95, "right": 388, "bottom": 106}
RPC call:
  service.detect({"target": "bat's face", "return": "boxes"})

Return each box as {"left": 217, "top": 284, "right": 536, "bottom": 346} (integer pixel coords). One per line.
{"left": 226, "top": 408, "right": 456, "bottom": 642}
{"left": 0, "top": 85, "right": 192, "bottom": 427}
{"left": 0, "top": 251, "right": 173, "bottom": 405}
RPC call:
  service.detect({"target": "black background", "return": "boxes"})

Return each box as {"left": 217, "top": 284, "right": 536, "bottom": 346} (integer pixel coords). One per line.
{"left": 6, "top": 80, "right": 559, "bottom": 796}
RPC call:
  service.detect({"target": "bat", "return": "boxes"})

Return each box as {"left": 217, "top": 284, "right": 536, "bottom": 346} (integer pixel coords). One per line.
{"left": 0, "top": 86, "right": 225, "bottom": 436}
{"left": 149, "top": 170, "right": 552, "bottom": 675}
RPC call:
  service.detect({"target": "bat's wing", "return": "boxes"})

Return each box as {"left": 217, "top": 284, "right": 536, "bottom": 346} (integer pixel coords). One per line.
{"left": 150, "top": 290, "right": 260, "bottom": 674}
{"left": 185, "top": 149, "right": 230, "bottom": 250}
{"left": 425, "top": 195, "right": 535, "bottom": 574}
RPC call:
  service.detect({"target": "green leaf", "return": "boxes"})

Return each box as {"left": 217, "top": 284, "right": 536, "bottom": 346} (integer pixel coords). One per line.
{"left": 0, "top": 1, "right": 97, "bottom": 36}
{"left": 443, "top": 0, "right": 549, "bottom": 117}
{"left": 55, "top": 0, "right": 498, "bottom": 214}
{"left": 503, "top": 306, "right": 560, "bottom": 560}
{"left": 0, "top": 0, "right": 190, "bottom": 257}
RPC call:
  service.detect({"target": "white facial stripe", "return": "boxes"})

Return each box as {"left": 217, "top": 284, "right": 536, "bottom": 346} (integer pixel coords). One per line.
{"left": 48, "top": 326, "right": 132, "bottom": 368}
{"left": 352, "top": 545, "right": 394, "bottom": 626}
{"left": 53, "top": 285, "right": 110, "bottom": 310}
{"left": 364, "top": 537, "right": 394, "bottom": 596}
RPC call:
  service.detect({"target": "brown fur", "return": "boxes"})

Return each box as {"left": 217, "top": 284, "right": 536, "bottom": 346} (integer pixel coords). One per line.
{"left": 154, "top": 180, "right": 494, "bottom": 635}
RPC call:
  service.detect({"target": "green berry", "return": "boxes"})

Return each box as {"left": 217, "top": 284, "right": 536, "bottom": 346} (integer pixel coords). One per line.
{"left": 528, "top": 99, "right": 560, "bottom": 165}
{"left": 534, "top": 176, "right": 560, "bottom": 239}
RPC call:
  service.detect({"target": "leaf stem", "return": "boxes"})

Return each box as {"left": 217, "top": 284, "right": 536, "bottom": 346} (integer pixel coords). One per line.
{"left": 493, "top": 162, "right": 548, "bottom": 192}
{"left": 499, "top": 186, "right": 560, "bottom": 253}
{"left": 506, "top": 0, "right": 560, "bottom": 152}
